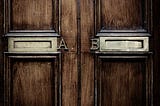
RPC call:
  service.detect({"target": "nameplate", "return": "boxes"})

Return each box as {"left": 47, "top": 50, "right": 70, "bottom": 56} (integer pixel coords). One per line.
{"left": 8, "top": 37, "right": 57, "bottom": 53}
{"left": 99, "top": 37, "right": 149, "bottom": 52}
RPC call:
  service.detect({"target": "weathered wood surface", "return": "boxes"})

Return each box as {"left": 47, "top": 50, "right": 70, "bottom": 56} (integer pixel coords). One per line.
{"left": 98, "top": 59, "right": 145, "bottom": 106}
{"left": 101, "top": 0, "right": 143, "bottom": 29}
{"left": 61, "top": 0, "right": 78, "bottom": 105}
{"left": 12, "top": 61, "right": 55, "bottom": 106}
{"left": 12, "top": 0, "right": 53, "bottom": 30}
{"left": 81, "top": 0, "right": 94, "bottom": 106}
{"left": 0, "top": 0, "right": 159, "bottom": 106}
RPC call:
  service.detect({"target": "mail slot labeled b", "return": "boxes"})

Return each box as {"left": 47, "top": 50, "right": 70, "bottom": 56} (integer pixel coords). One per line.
{"left": 100, "top": 37, "right": 149, "bottom": 52}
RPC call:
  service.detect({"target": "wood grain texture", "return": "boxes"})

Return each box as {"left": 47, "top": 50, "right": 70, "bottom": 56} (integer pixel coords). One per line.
{"left": 12, "top": 61, "right": 55, "bottom": 106}
{"left": 101, "top": 0, "right": 143, "bottom": 29}
{"left": 98, "top": 59, "right": 145, "bottom": 106}
{"left": 62, "top": 53, "right": 78, "bottom": 106}
{"left": 81, "top": 53, "right": 94, "bottom": 106}
{"left": 80, "top": 0, "right": 95, "bottom": 106}
{"left": 61, "top": 0, "right": 78, "bottom": 105}
{"left": 11, "top": 0, "right": 53, "bottom": 30}
{"left": 81, "top": 0, "right": 94, "bottom": 52}
{"left": 61, "top": 0, "right": 77, "bottom": 52}
{"left": 0, "top": 0, "right": 156, "bottom": 106}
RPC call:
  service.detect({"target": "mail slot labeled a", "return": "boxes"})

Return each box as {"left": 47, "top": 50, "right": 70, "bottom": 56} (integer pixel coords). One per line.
{"left": 8, "top": 37, "right": 57, "bottom": 53}
{"left": 100, "top": 37, "right": 149, "bottom": 52}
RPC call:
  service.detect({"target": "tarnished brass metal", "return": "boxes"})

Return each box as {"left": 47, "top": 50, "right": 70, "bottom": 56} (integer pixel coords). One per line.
{"left": 100, "top": 37, "right": 149, "bottom": 52}
{"left": 8, "top": 37, "right": 57, "bottom": 53}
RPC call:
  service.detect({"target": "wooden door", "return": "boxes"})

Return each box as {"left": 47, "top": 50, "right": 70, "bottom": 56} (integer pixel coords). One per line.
{"left": 0, "top": 0, "right": 157, "bottom": 106}
{"left": 81, "top": 0, "right": 153, "bottom": 106}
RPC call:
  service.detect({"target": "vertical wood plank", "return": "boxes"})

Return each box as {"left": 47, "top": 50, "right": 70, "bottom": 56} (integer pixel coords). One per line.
{"left": 80, "top": 0, "right": 95, "bottom": 106}
{"left": 61, "top": 54, "right": 78, "bottom": 106}
{"left": 81, "top": 54, "right": 94, "bottom": 106}
{"left": 61, "top": 0, "right": 78, "bottom": 105}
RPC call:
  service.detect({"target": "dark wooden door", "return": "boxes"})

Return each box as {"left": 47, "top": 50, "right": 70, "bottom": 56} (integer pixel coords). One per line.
{"left": 81, "top": 0, "right": 153, "bottom": 106}
{"left": 0, "top": 0, "right": 159, "bottom": 106}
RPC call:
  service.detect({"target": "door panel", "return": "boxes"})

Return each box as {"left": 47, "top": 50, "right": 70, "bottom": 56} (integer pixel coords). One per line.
{"left": 11, "top": 0, "right": 53, "bottom": 30}
{"left": 5, "top": 0, "right": 59, "bottom": 31}
{"left": 97, "top": 59, "right": 146, "bottom": 106}
{"left": 4, "top": 57, "right": 59, "bottom": 106}
{"left": 101, "top": 0, "right": 143, "bottom": 29}
{"left": 93, "top": 56, "right": 152, "bottom": 106}
{"left": 12, "top": 60, "right": 55, "bottom": 106}
{"left": 95, "top": 0, "right": 151, "bottom": 32}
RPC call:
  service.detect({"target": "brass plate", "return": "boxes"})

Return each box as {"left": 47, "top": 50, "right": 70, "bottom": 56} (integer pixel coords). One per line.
{"left": 100, "top": 37, "right": 149, "bottom": 52}
{"left": 8, "top": 37, "right": 57, "bottom": 53}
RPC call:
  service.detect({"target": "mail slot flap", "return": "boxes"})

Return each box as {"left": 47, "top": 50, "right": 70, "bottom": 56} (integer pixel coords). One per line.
{"left": 8, "top": 37, "right": 57, "bottom": 53}
{"left": 100, "top": 37, "right": 149, "bottom": 52}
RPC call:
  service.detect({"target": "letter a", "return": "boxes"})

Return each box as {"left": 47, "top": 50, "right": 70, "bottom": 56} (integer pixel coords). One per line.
{"left": 58, "top": 38, "right": 68, "bottom": 50}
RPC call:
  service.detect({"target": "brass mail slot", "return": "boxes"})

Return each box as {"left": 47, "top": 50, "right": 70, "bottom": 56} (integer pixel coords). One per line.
{"left": 100, "top": 37, "right": 149, "bottom": 52}
{"left": 8, "top": 37, "right": 57, "bottom": 53}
